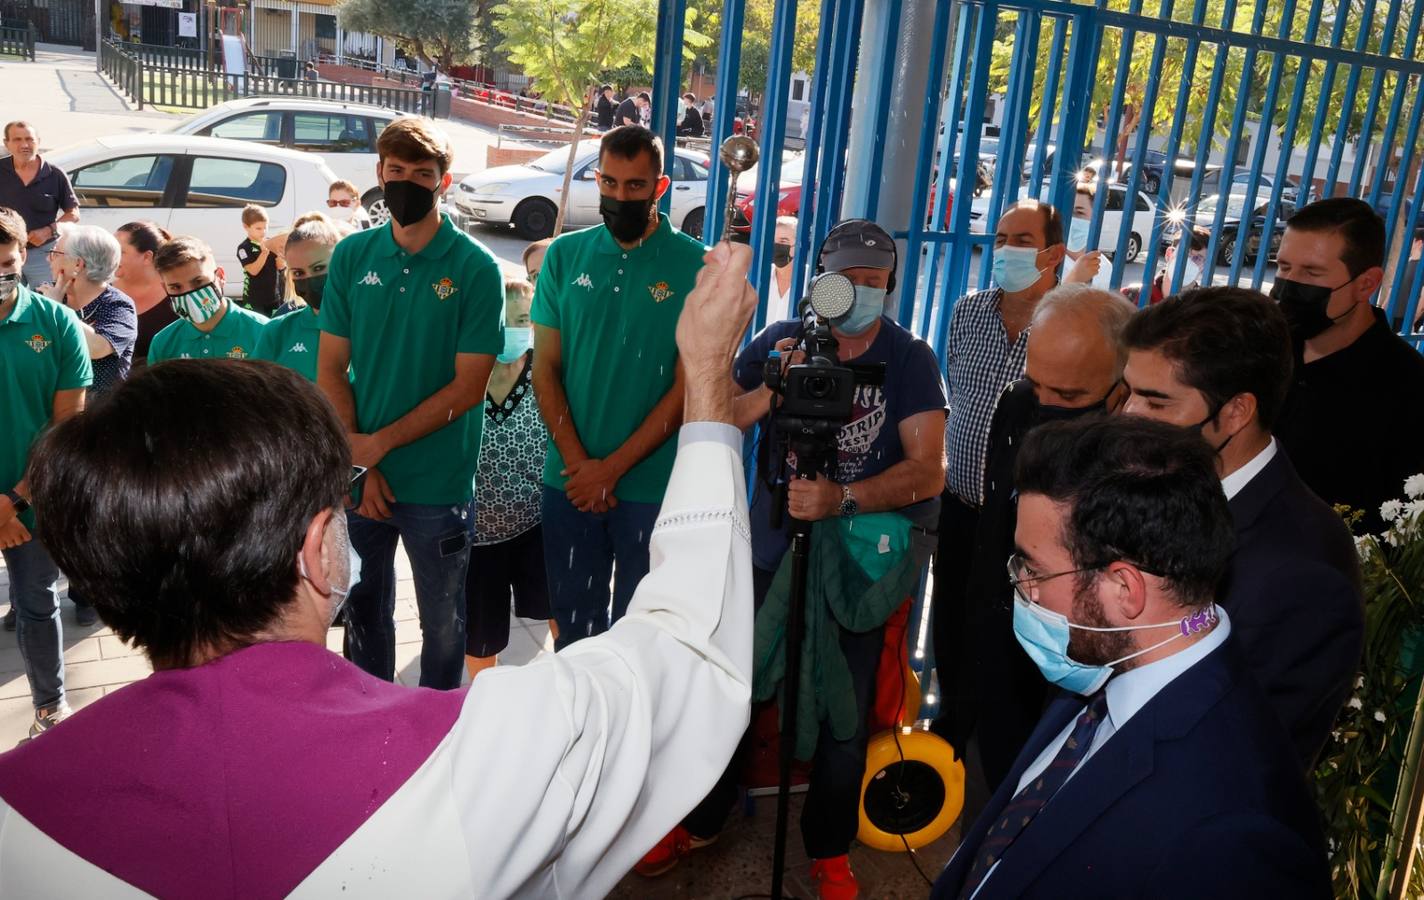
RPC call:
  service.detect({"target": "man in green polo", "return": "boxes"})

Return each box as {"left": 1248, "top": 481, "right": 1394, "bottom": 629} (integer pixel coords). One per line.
{"left": 254, "top": 217, "right": 342, "bottom": 382}
{"left": 531, "top": 124, "right": 704, "bottom": 649}
{"left": 0, "top": 205, "right": 92, "bottom": 736}
{"left": 147, "top": 236, "right": 268, "bottom": 364}
{"left": 318, "top": 116, "right": 504, "bottom": 690}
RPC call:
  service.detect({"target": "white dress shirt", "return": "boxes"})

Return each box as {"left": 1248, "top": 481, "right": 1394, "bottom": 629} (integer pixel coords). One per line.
{"left": 1220, "top": 437, "right": 1278, "bottom": 501}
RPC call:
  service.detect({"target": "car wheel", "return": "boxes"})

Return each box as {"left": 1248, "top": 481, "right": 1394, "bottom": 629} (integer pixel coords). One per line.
{"left": 363, "top": 189, "right": 389, "bottom": 226}
{"left": 1125, "top": 232, "right": 1142, "bottom": 264}
{"left": 681, "top": 207, "right": 706, "bottom": 241}
{"left": 1145, "top": 173, "right": 1161, "bottom": 194}
{"left": 1218, "top": 234, "right": 1236, "bottom": 266}
{"left": 512, "top": 197, "right": 558, "bottom": 241}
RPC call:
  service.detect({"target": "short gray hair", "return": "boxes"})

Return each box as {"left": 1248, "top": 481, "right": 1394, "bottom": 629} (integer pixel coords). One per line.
{"left": 1031, "top": 283, "right": 1137, "bottom": 375}
{"left": 59, "top": 224, "right": 121, "bottom": 284}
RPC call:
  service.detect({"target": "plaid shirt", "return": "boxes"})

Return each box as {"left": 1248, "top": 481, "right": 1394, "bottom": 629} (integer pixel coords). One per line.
{"left": 944, "top": 286, "right": 1030, "bottom": 506}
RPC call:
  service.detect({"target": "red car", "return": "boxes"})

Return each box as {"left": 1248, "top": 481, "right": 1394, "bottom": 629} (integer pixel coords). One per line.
{"left": 733, "top": 182, "right": 950, "bottom": 234}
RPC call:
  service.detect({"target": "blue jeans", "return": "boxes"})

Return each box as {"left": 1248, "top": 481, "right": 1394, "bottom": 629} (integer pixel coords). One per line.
{"left": 541, "top": 486, "right": 660, "bottom": 650}
{"left": 22, "top": 241, "right": 54, "bottom": 290}
{"left": 3, "top": 538, "right": 64, "bottom": 710}
{"left": 343, "top": 501, "right": 472, "bottom": 690}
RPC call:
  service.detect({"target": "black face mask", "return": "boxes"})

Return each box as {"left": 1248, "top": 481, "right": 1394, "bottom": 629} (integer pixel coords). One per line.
{"left": 772, "top": 244, "right": 793, "bottom": 268}
{"left": 1036, "top": 380, "right": 1119, "bottom": 424}
{"left": 1193, "top": 404, "right": 1235, "bottom": 454}
{"left": 600, "top": 194, "right": 655, "bottom": 243}
{"left": 1269, "top": 275, "right": 1355, "bottom": 341}
{"left": 383, "top": 179, "right": 438, "bottom": 228}
{"left": 295, "top": 273, "right": 327, "bottom": 310}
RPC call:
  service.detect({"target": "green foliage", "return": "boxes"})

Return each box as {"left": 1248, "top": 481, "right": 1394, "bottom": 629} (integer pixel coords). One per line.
{"left": 337, "top": 0, "right": 487, "bottom": 70}
{"left": 1316, "top": 480, "right": 1424, "bottom": 898}
{"left": 687, "top": 0, "right": 821, "bottom": 101}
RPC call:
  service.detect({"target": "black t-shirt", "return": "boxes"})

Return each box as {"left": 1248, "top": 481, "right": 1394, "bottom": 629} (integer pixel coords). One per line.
{"left": 1276, "top": 308, "right": 1424, "bottom": 533}
{"left": 596, "top": 95, "right": 615, "bottom": 130}
{"left": 133, "top": 299, "right": 180, "bottom": 368}
{"left": 236, "top": 238, "right": 281, "bottom": 316}
{"left": 0, "top": 157, "right": 78, "bottom": 234}
{"left": 616, "top": 98, "right": 638, "bottom": 127}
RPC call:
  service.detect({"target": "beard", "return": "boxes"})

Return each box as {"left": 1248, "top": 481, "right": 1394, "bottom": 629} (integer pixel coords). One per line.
{"left": 1066, "top": 581, "right": 1136, "bottom": 671}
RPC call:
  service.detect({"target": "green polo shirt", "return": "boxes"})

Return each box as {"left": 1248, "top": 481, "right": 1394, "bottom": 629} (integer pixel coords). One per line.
{"left": 254, "top": 306, "right": 321, "bottom": 382}
{"left": 531, "top": 214, "right": 704, "bottom": 504}
{"left": 320, "top": 216, "right": 504, "bottom": 506}
{"left": 0, "top": 286, "right": 92, "bottom": 529}
{"left": 146, "top": 301, "right": 269, "bottom": 364}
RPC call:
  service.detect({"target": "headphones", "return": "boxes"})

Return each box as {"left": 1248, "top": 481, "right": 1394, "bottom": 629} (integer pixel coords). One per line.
{"left": 815, "top": 218, "right": 899, "bottom": 294}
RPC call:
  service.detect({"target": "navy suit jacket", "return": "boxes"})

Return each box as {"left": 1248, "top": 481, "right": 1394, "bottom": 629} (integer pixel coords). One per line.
{"left": 931, "top": 641, "right": 1330, "bottom": 899}
{"left": 1224, "top": 449, "right": 1363, "bottom": 767}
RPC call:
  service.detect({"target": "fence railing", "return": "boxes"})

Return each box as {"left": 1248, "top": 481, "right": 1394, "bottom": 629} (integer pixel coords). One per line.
{"left": 0, "top": 22, "right": 34, "bottom": 61}
{"left": 98, "top": 40, "right": 431, "bottom": 115}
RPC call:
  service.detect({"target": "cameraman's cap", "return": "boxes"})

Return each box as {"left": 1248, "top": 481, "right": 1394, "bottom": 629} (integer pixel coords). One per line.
{"left": 820, "top": 220, "right": 896, "bottom": 272}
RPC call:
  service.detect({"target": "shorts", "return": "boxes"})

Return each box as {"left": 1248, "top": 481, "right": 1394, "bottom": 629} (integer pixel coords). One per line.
{"left": 464, "top": 525, "right": 551, "bottom": 657}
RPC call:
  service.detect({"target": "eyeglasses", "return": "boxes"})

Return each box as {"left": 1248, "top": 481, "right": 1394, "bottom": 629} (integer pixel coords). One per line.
{"left": 327, "top": 199, "right": 356, "bottom": 208}
{"left": 1006, "top": 553, "right": 1101, "bottom": 602}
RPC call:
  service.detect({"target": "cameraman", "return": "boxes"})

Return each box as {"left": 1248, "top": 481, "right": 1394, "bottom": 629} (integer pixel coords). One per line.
{"left": 636, "top": 220, "right": 946, "bottom": 895}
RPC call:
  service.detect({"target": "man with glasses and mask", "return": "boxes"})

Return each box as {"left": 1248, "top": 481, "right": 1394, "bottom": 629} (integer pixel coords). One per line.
{"left": 932, "top": 416, "right": 1329, "bottom": 899}
{"left": 931, "top": 199, "right": 1065, "bottom": 746}
{"left": 1122, "top": 287, "right": 1362, "bottom": 767}
{"left": 147, "top": 236, "right": 269, "bottom": 364}
{"left": 255, "top": 217, "right": 343, "bottom": 382}
{"left": 317, "top": 116, "right": 504, "bottom": 691}
{"left": 948, "top": 283, "right": 1132, "bottom": 809}
{"left": 1271, "top": 197, "right": 1424, "bottom": 534}
{"left": 0, "top": 206, "right": 91, "bottom": 737}
{"left": 531, "top": 124, "right": 702, "bottom": 650}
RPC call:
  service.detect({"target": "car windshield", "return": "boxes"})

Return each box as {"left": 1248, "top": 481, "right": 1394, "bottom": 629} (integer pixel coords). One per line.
{"left": 526, "top": 143, "right": 597, "bottom": 174}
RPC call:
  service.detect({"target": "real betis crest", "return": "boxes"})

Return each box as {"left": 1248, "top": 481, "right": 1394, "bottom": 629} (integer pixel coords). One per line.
{"left": 648, "top": 281, "right": 674, "bottom": 303}
{"left": 226, "top": 346, "right": 248, "bottom": 359}
{"left": 433, "top": 277, "right": 459, "bottom": 301}
{"left": 25, "top": 334, "right": 50, "bottom": 353}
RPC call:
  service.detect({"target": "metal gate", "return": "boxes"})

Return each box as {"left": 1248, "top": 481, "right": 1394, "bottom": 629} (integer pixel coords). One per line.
{"left": 902, "top": 0, "right": 1424, "bottom": 351}
{"left": 2, "top": 0, "right": 92, "bottom": 47}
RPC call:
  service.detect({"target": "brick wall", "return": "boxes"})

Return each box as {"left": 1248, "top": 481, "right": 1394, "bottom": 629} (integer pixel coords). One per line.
{"left": 486, "top": 146, "right": 547, "bottom": 168}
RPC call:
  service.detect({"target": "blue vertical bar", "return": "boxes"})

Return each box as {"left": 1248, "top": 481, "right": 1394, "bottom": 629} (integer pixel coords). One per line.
{"left": 1367, "top": 2, "right": 1424, "bottom": 209}
{"left": 1381, "top": 80, "right": 1424, "bottom": 323}
{"left": 1140, "top": 0, "right": 1208, "bottom": 295}
{"left": 1323, "top": 2, "right": 1379, "bottom": 196}
{"left": 1295, "top": 0, "right": 1350, "bottom": 208}
{"left": 1250, "top": 0, "right": 1327, "bottom": 288}
{"left": 1047, "top": 10, "right": 1099, "bottom": 221}
{"left": 1347, "top": 0, "right": 1406, "bottom": 196}
{"left": 650, "top": 0, "right": 687, "bottom": 215}
{"left": 981, "top": 10, "right": 1036, "bottom": 292}
{"left": 701, "top": 0, "right": 745, "bottom": 246}
{"left": 863, "top": 0, "right": 906, "bottom": 217}
{"left": 748, "top": 0, "right": 799, "bottom": 330}
{"left": 1168, "top": 0, "right": 1237, "bottom": 292}
{"left": 827, "top": 0, "right": 867, "bottom": 216}
{"left": 1086, "top": 0, "right": 1145, "bottom": 252}
{"left": 790, "top": 0, "right": 842, "bottom": 315}
{"left": 1395, "top": 147, "right": 1424, "bottom": 337}
{"left": 1029, "top": 17, "right": 1067, "bottom": 203}
{"left": 900, "top": 0, "right": 954, "bottom": 326}
{"left": 809, "top": 0, "right": 861, "bottom": 273}
{"left": 1201, "top": 0, "right": 1269, "bottom": 284}
{"left": 1227, "top": 0, "right": 1296, "bottom": 287}
{"left": 1109, "top": 0, "right": 1175, "bottom": 269}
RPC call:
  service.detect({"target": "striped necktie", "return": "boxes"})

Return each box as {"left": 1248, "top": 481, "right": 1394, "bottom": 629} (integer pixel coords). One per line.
{"left": 958, "top": 690, "right": 1110, "bottom": 899}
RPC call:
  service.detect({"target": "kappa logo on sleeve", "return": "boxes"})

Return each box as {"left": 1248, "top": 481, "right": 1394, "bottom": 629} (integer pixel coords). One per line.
{"left": 24, "top": 334, "right": 51, "bottom": 353}
{"left": 432, "top": 277, "right": 459, "bottom": 301}
{"left": 572, "top": 273, "right": 595, "bottom": 290}
{"left": 289, "top": 342, "right": 309, "bottom": 354}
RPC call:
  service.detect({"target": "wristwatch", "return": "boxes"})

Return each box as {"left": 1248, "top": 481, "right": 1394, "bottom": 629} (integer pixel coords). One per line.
{"left": 4, "top": 489, "right": 28, "bottom": 515}
{"left": 839, "top": 484, "right": 859, "bottom": 519}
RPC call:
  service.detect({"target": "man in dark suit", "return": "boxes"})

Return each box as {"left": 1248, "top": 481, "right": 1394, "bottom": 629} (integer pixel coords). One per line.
{"left": 951, "top": 284, "right": 1133, "bottom": 805}
{"left": 1122, "top": 287, "right": 1363, "bottom": 766}
{"left": 933, "top": 417, "right": 1329, "bottom": 898}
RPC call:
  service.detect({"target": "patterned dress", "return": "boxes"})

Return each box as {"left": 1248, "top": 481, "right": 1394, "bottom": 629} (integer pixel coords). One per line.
{"left": 473, "top": 354, "right": 545, "bottom": 546}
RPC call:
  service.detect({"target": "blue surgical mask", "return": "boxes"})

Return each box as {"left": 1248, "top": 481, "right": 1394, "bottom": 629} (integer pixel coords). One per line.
{"left": 992, "top": 245, "right": 1047, "bottom": 293}
{"left": 1066, "top": 218, "right": 1090, "bottom": 253}
{"left": 835, "top": 284, "right": 887, "bottom": 336}
{"left": 498, "top": 325, "right": 532, "bottom": 363}
{"left": 1010, "top": 584, "right": 1218, "bottom": 695}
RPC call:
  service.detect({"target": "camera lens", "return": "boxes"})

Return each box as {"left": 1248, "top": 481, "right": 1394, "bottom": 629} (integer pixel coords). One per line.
{"left": 805, "top": 376, "right": 832, "bottom": 399}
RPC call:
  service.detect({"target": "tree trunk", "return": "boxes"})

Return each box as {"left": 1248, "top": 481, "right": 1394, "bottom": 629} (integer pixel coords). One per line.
{"left": 552, "top": 83, "right": 598, "bottom": 236}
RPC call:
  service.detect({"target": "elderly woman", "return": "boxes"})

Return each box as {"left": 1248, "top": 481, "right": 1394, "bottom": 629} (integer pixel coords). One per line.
{"left": 0, "top": 242, "right": 760, "bottom": 899}
{"left": 42, "top": 224, "right": 137, "bottom": 397}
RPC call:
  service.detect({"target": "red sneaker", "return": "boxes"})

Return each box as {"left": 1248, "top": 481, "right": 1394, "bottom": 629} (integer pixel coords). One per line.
{"left": 810, "top": 855, "right": 860, "bottom": 900}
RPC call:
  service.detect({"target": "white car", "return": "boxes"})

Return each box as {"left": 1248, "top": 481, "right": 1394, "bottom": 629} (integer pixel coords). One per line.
{"left": 165, "top": 98, "right": 396, "bottom": 219}
{"left": 49, "top": 134, "right": 338, "bottom": 297}
{"left": 968, "top": 183, "right": 1158, "bottom": 262}
{"left": 454, "top": 141, "right": 714, "bottom": 240}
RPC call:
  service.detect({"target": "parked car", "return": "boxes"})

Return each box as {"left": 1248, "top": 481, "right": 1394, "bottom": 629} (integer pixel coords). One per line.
{"left": 49, "top": 134, "right": 338, "bottom": 297}
{"left": 453, "top": 140, "right": 713, "bottom": 240}
{"left": 1160, "top": 192, "right": 1296, "bottom": 265}
{"left": 969, "top": 183, "right": 1158, "bottom": 263}
{"left": 1197, "top": 168, "right": 1314, "bottom": 205}
{"left": 730, "top": 154, "right": 808, "bottom": 235}
{"left": 166, "top": 98, "right": 395, "bottom": 220}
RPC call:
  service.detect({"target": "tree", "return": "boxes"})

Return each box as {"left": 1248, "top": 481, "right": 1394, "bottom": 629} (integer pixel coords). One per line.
{"left": 688, "top": 0, "right": 821, "bottom": 107}
{"left": 338, "top": 0, "right": 489, "bottom": 71}
{"left": 494, "top": 0, "right": 709, "bottom": 233}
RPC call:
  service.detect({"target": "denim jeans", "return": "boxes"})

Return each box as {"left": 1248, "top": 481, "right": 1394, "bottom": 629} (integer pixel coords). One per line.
{"left": 3, "top": 538, "right": 64, "bottom": 710}
{"left": 343, "top": 501, "right": 472, "bottom": 690}
{"left": 22, "top": 242, "right": 54, "bottom": 291}
{"left": 540, "top": 486, "right": 660, "bottom": 651}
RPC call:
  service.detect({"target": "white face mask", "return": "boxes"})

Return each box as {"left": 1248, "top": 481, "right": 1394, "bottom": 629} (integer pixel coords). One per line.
{"left": 330, "top": 203, "right": 361, "bottom": 223}
{"left": 300, "top": 512, "right": 363, "bottom": 626}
